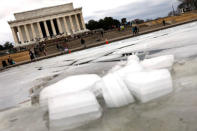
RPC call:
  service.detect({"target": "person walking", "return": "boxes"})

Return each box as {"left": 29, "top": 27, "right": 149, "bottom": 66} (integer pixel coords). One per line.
{"left": 43, "top": 44, "right": 47, "bottom": 56}
{"left": 29, "top": 50, "right": 35, "bottom": 60}
{"left": 136, "top": 26, "right": 139, "bottom": 34}
{"left": 163, "top": 19, "right": 166, "bottom": 26}
{"left": 34, "top": 46, "right": 39, "bottom": 58}
{"left": 40, "top": 44, "right": 47, "bottom": 56}
{"left": 80, "top": 38, "right": 86, "bottom": 48}
{"left": 100, "top": 30, "right": 104, "bottom": 38}
{"left": 132, "top": 26, "right": 136, "bottom": 35}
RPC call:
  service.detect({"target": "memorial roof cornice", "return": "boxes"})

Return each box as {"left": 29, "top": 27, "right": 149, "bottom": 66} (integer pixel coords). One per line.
{"left": 8, "top": 7, "right": 82, "bottom": 24}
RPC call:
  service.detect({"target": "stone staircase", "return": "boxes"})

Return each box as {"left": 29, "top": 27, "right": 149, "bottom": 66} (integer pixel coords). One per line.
{"left": 44, "top": 28, "right": 133, "bottom": 56}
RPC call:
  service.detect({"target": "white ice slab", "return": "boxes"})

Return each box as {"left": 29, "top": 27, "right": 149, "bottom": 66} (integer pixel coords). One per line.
{"left": 115, "top": 61, "right": 143, "bottom": 78}
{"left": 49, "top": 91, "right": 102, "bottom": 131}
{"left": 124, "top": 69, "right": 173, "bottom": 103}
{"left": 108, "top": 65, "right": 123, "bottom": 73}
{"left": 108, "top": 61, "right": 126, "bottom": 73}
{"left": 141, "top": 55, "right": 174, "bottom": 70}
{"left": 127, "top": 55, "right": 140, "bottom": 65}
{"left": 39, "top": 74, "right": 101, "bottom": 111}
{"left": 101, "top": 73, "right": 135, "bottom": 108}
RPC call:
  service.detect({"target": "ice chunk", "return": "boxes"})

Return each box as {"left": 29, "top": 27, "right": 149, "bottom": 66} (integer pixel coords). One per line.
{"left": 141, "top": 55, "right": 174, "bottom": 70}
{"left": 101, "top": 73, "right": 135, "bottom": 108}
{"left": 49, "top": 91, "right": 102, "bottom": 131}
{"left": 39, "top": 74, "right": 101, "bottom": 111}
{"left": 108, "top": 55, "right": 141, "bottom": 75}
{"left": 124, "top": 69, "right": 173, "bottom": 103}
{"left": 115, "top": 61, "right": 143, "bottom": 78}
{"left": 108, "top": 61, "right": 126, "bottom": 73}
{"left": 127, "top": 55, "right": 140, "bottom": 65}
{"left": 109, "top": 65, "right": 123, "bottom": 73}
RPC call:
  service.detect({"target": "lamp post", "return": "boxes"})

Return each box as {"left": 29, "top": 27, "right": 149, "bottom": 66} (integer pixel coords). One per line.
{"left": 172, "top": 0, "right": 176, "bottom": 16}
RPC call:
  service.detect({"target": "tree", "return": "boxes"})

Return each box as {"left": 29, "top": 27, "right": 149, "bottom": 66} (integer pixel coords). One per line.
{"left": 121, "top": 18, "right": 127, "bottom": 25}
{"left": 86, "top": 17, "right": 120, "bottom": 30}
{"left": 145, "top": 19, "right": 153, "bottom": 22}
{"left": 132, "top": 19, "right": 145, "bottom": 24}
{"left": 102, "top": 17, "right": 115, "bottom": 30}
{"left": 177, "top": 0, "right": 197, "bottom": 10}
{"left": 113, "top": 19, "right": 121, "bottom": 27}
{"left": 0, "top": 45, "right": 4, "bottom": 51}
{"left": 4, "top": 41, "right": 14, "bottom": 50}
{"left": 86, "top": 20, "right": 99, "bottom": 30}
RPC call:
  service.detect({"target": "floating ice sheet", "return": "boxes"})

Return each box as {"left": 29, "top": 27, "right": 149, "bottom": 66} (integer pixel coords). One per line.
{"left": 2, "top": 21, "right": 197, "bottom": 110}
{"left": 92, "top": 54, "right": 123, "bottom": 62}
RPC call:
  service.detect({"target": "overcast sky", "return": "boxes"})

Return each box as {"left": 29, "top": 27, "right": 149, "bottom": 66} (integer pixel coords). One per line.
{"left": 0, "top": 0, "right": 180, "bottom": 44}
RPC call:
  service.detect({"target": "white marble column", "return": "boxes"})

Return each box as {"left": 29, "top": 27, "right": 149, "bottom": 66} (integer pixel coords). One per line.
{"left": 69, "top": 15, "right": 75, "bottom": 33}
{"left": 50, "top": 19, "right": 57, "bottom": 35}
{"left": 11, "top": 27, "right": 19, "bottom": 44}
{"left": 17, "top": 26, "right": 24, "bottom": 43}
{"left": 75, "top": 14, "right": 80, "bottom": 31}
{"left": 57, "top": 18, "right": 63, "bottom": 34}
{"left": 37, "top": 22, "right": 43, "bottom": 38}
{"left": 24, "top": 25, "right": 30, "bottom": 42}
{"left": 80, "top": 13, "right": 86, "bottom": 30}
{"left": 31, "top": 24, "right": 36, "bottom": 40}
{"left": 63, "top": 17, "right": 69, "bottom": 35}
{"left": 44, "top": 21, "right": 50, "bottom": 37}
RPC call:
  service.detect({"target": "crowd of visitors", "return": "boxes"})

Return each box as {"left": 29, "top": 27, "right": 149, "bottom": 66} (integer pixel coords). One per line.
{"left": 56, "top": 42, "right": 69, "bottom": 53}
{"left": 1, "top": 24, "right": 142, "bottom": 68}
{"left": 29, "top": 43, "right": 47, "bottom": 61}
{"left": 0, "top": 19, "right": 174, "bottom": 70}
{"left": 1, "top": 55, "right": 15, "bottom": 68}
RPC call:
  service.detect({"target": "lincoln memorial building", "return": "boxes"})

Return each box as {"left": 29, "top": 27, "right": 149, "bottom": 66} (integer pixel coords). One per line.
{"left": 8, "top": 3, "right": 86, "bottom": 47}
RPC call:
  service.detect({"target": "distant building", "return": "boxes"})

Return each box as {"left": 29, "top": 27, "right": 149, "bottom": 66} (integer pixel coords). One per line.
{"left": 8, "top": 3, "right": 86, "bottom": 47}
{"left": 179, "top": 6, "right": 192, "bottom": 13}
{"left": 178, "top": 2, "right": 196, "bottom": 14}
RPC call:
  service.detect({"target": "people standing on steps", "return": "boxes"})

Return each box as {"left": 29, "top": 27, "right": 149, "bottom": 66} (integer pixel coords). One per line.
{"left": 29, "top": 50, "right": 35, "bottom": 60}
{"left": 2, "top": 60, "right": 8, "bottom": 68}
{"left": 132, "top": 26, "right": 136, "bottom": 35}
{"left": 56, "top": 43, "right": 60, "bottom": 50}
{"left": 39, "top": 44, "right": 47, "bottom": 56}
{"left": 132, "top": 24, "right": 139, "bottom": 36}
{"left": 7, "top": 56, "right": 15, "bottom": 65}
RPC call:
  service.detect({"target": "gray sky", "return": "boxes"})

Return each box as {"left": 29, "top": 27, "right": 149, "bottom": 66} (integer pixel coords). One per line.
{"left": 0, "top": 0, "right": 180, "bottom": 44}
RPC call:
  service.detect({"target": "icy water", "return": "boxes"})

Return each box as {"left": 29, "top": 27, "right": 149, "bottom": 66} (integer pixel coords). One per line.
{"left": 0, "top": 22, "right": 197, "bottom": 110}
{"left": 0, "top": 21, "right": 197, "bottom": 131}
